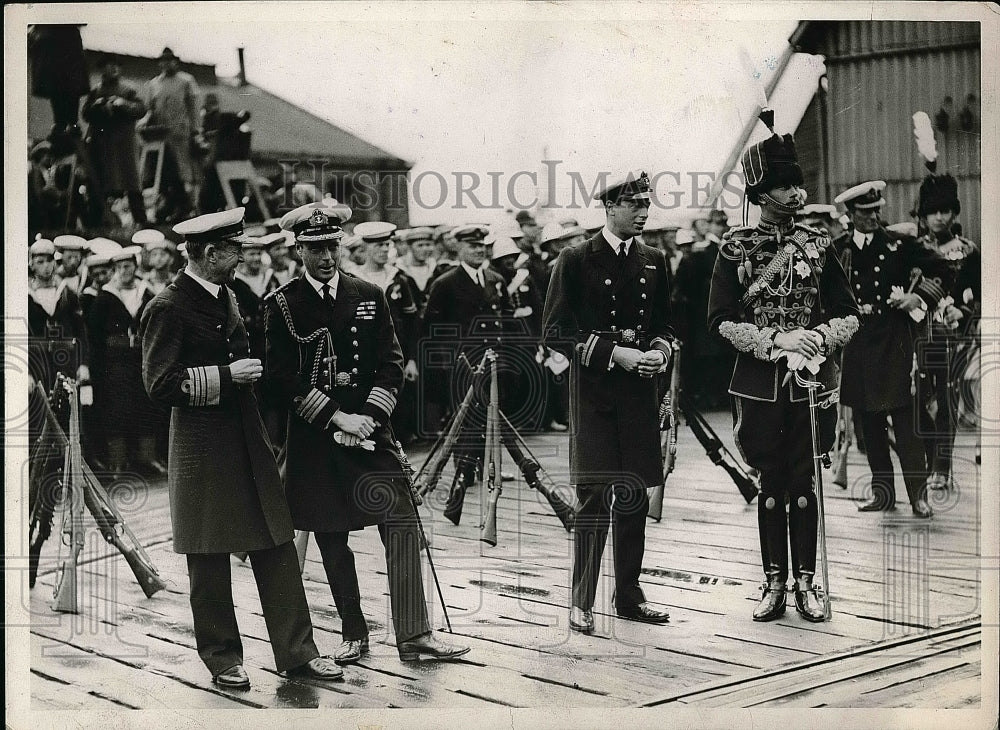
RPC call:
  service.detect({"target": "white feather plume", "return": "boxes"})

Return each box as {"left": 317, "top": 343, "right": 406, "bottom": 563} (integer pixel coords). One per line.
{"left": 912, "top": 111, "right": 938, "bottom": 164}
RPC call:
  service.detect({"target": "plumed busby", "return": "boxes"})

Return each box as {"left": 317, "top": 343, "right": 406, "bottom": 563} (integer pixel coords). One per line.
{"left": 742, "top": 127, "right": 804, "bottom": 206}
{"left": 917, "top": 173, "right": 960, "bottom": 217}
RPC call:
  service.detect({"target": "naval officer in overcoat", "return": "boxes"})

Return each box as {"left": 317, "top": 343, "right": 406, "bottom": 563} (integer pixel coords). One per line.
{"left": 264, "top": 201, "right": 469, "bottom": 664}
{"left": 832, "top": 181, "right": 950, "bottom": 517}
{"left": 140, "top": 207, "right": 342, "bottom": 689}
{"left": 708, "top": 120, "right": 859, "bottom": 622}
{"left": 542, "top": 170, "right": 674, "bottom": 633}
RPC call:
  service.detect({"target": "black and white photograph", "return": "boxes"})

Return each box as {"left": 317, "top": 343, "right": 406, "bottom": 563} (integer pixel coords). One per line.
{"left": 5, "top": 2, "right": 998, "bottom": 728}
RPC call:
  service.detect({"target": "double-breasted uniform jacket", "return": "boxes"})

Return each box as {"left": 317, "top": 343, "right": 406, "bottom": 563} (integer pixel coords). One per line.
{"left": 88, "top": 281, "right": 161, "bottom": 437}
{"left": 707, "top": 222, "right": 859, "bottom": 404}
{"left": 139, "top": 272, "right": 294, "bottom": 553}
{"left": 833, "top": 227, "right": 951, "bottom": 412}
{"left": 28, "top": 278, "right": 89, "bottom": 387}
{"left": 378, "top": 267, "right": 421, "bottom": 361}
{"left": 264, "top": 273, "right": 409, "bottom": 533}
{"left": 231, "top": 268, "right": 279, "bottom": 359}
{"left": 541, "top": 233, "right": 674, "bottom": 489}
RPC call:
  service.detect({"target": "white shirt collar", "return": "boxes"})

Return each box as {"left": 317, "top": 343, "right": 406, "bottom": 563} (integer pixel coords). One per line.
{"left": 184, "top": 268, "right": 221, "bottom": 298}
{"left": 853, "top": 229, "right": 871, "bottom": 249}
{"left": 601, "top": 226, "right": 631, "bottom": 255}
{"left": 304, "top": 268, "right": 340, "bottom": 298}
{"left": 461, "top": 261, "right": 483, "bottom": 284}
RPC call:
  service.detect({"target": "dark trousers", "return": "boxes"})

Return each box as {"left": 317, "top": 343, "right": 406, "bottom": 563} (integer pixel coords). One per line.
{"left": 313, "top": 519, "right": 431, "bottom": 644}
{"left": 734, "top": 389, "right": 834, "bottom": 582}
{"left": 917, "top": 337, "right": 956, "bottom": 476}
{"left": 858, "top": 404, "right": 928, "bottom": 507}
{"left": 572, "top": 484, "right": 649, "bottom": 611}
{"left": 186, "top": 541, "right": 319, "bottom": 675}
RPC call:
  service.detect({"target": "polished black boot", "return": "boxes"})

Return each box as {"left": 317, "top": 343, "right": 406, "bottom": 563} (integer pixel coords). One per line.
{"left": 753, "top": 494, "right": 789, "bottom": 621}
{"left": 753, "top": 572, "right": 787, "bottom": 621}
{"left": 793, "top": 573, "right": 827, "bottom": 622}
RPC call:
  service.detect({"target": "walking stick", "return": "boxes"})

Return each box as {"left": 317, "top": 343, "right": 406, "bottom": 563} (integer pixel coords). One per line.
{"left": 794, "top": 370, "right": 833, "bottom": 620}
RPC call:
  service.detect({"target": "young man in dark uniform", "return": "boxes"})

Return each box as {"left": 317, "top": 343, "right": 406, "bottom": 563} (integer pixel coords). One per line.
{"left": 265, "top": 201, "right": 469, "bottom": 665}
{"left": 542, "top": 170, "right": 674, "bottom": 633}
{"left": 708, "top": 120, "right": 859, "bottom": 622}
{"left": 832, "top": 181, "right": 950, "bottom": 517}
{"left": 140, "top": 207, "right": 341, "bottom": 689}
{"left": 912, "top": 173, "right": 979, "bottom": 491}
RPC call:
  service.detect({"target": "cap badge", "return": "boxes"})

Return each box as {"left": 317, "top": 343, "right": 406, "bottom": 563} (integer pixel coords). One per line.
{"left": 309, "top": 210, "right": 328, "bottom": 227}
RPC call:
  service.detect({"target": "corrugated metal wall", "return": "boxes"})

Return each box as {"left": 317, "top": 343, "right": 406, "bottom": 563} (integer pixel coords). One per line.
{"left": 812, "top": 21, "right": 981, "bottom": 241}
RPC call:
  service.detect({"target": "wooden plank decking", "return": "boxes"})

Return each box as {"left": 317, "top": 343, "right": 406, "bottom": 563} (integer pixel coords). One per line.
{"left": 23, "top": 410, "right": 985, "bottom": 714}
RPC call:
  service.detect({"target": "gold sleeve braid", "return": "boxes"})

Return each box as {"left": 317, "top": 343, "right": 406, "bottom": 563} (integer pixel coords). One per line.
{"left": 718, "top": 321, "right": 777, "bottom": 361}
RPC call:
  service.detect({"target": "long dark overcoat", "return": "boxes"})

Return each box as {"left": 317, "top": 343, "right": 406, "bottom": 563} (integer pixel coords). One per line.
{"left": 834, "top": 228, "right": 951, "bottom": 413}
{"left": 140, "top": 272, "right": 293, "bottom": 553}
{"left": 542, "top": 233, "right": 674, "bottom": 489}
{"left": 265, "top": 273, "right": 410, "bottom": 533}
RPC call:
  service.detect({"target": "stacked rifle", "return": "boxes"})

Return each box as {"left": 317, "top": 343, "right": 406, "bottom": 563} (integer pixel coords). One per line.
{"left": 649, "top": 349, "right": 759, "bottom": 521}
{"left": 29, "top": 375, "right": 167, "bottom": 612}
{"left": 415, "top": 351, "right": 577, "bottom": 544}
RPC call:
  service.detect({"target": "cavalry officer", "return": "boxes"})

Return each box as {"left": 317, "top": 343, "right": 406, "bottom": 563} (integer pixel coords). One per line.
{"left": 265, "top": 201, "right": 469, "bottom": 665}
{"left": 422, "top": 224, "right": 512, "bottom": 506}
{"left": 913, "top": 173, "right": 979, "bottom": 491}
{"left": 353, "top": 221, "right": 422, "bottom": 443}
{"left": 832, "top": 181, "right": 950, "bottom": 517}
{"left": 707, "top": 120, "right": 859, "bottom": 622}
{"left": 541, "top": 170, "right": 674, "bottom": 633}
{"left": 140, "top": 207, "right": 341, "bottom": 689}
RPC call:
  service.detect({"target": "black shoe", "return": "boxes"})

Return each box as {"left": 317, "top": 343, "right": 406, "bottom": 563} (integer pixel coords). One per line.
{"left": 911, "top": 499, "right": 933, "bottom": 519}
{"left": 213, "top": 664, "right": 250, "bottom": 689}
{"left": 793, "top": 577, "right": 827, "bottom": 622}
{"left": 858, "top": 499, "right": 895, "bottom": 512}
{"left": 616, "top": 602, "right": 670, "bottom": 624}
{"left": 334, "top": 637, "right": 369, "bottom": 666}
{"left": 753, "top": 579, "right": 787, "bottom": 622}
{"left": 397, "top": 633, "right": 470, "bottom": 661}
{"left": 285, "top": 656, "right": 344, "bottom": 680}
{"left": 569, "top": 606, "right": 595, "bottom": 633}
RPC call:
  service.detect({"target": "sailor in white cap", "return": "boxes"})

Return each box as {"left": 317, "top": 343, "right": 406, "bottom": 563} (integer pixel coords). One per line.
{"left": 88, "top": 244, "right": 164, "bottom": 477}
{"left": 542, "top": 168, "right": 675, "bottom": 632}
{"left": 831, "top": 181, "right": 951, "bottom": 518}
{"left": 395, "top": 226, "right": 438, "bottom": 296}
{"left": 139, "top": 206, "right": 343, "bottom": 688}
{"left": 266, "top": 201, "right": 470, "bottom": 664}
{"left": 132, "top": 229, "right": 178, "bottom": 295}
{"left": 261, "top": 231, "right": 298, "bottom": 287}
{"left": 53, "top": 234, "right": 90, "bottom": 293}
{"left": 81, "top": 244, "right": 119, "bottom": 315}
{"left": 28, "top": 237, "right": 91, "bottom": 392}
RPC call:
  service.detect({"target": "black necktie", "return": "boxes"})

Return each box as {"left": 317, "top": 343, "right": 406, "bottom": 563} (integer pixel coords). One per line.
{"left": 321, "top": 283, "right": 335, "bottom": 307}
{"left": 617, "top": 243, "right": 628, "bottom": 269}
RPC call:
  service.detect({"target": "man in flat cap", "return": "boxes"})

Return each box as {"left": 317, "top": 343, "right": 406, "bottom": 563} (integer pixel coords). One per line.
{"left": 265, "top": 202, "right": 469, "bottom": 665}
{"left": 913, "top": 173, "right": 980, "bottom": 491}
{"left": 143, "top": 47, "right": 202, "bottom": 221}
{"left": 422, "top": 224, "right": 513, "bottom": 504}
{"left": 542, "top": 170, "right": 675, "bottom": 633}
{"left": 832, "top": 181, "right": 950, "bottom": 517}
{"left": 709, "top": 119, "right": 859, "bottom": 622}
{"left": 140, "top": 207, "right": 342, "bottom": 689}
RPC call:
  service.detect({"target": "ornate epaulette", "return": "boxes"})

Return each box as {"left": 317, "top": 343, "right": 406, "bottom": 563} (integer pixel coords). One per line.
{"left": 719, "top": 227, "right": 754, "bottom": 261}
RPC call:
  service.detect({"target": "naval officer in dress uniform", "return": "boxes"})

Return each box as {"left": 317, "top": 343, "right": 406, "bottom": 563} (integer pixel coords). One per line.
{"left": 708, "top": 121, "right": 859, "bottom": 621}
{"left": 265, "top": 201, "right": 469, "bottom": 665}
{"left": 542, "top": 170, "right": 674, "bottom": 633}
{"left": 832, "top": 181, "right": 950, "bottom": 517}
{"left": 140, "top": 207, "right": 342, "bottom": 689}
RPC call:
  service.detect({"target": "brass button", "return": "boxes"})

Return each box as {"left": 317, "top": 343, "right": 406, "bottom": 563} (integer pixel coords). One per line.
{"left": 611, "top": 310, "right": 616, "bottom": 316}
{"left": 353, "top": 354, "right": 359, "bottom": 360}
{"left": 641, "top": 293, "right": 647, "bottom": 299}
{"left": 353, "top": 340, "right": 359, "bottom": 346}
{"left": 639, "top": 309, "right": 645, "bottom": 315}
{"left": 874, "top": 281, "right": 879, "bottom": 287}
{"left": 874, "top": 266, "right": 880, "bottom": 272}
{"left": 879, "top": 254, "right": 885, "bottom": 260}
{"left": 351, "top": 368, "right": 358, "bottom": 374}
{"left": 605, "top": 279, "right": 612, "bottom": 285}
{"left": 640, "top": 278, "right": 646, "bottom": 284}
{"left": 351, "top": 326, "right": 358, "bottom": 333}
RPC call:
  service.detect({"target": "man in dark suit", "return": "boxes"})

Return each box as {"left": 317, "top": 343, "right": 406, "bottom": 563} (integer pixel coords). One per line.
{"left": 421, "top": 224, "right": 512, "bottom": 498}
{"left": 140, "top": 207, "right": 341, "bottom": 689}
{"left": 265, "top": 201, "right": 469, "bottom": 665}
{"left": 832, "top": 181, "right": 950, "bottom": 518}
{"left": 708, "top": 120, "right": 859, "bottom": 622}
{"left": 542, "top": 170, "right": 674, "bottom": 633}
